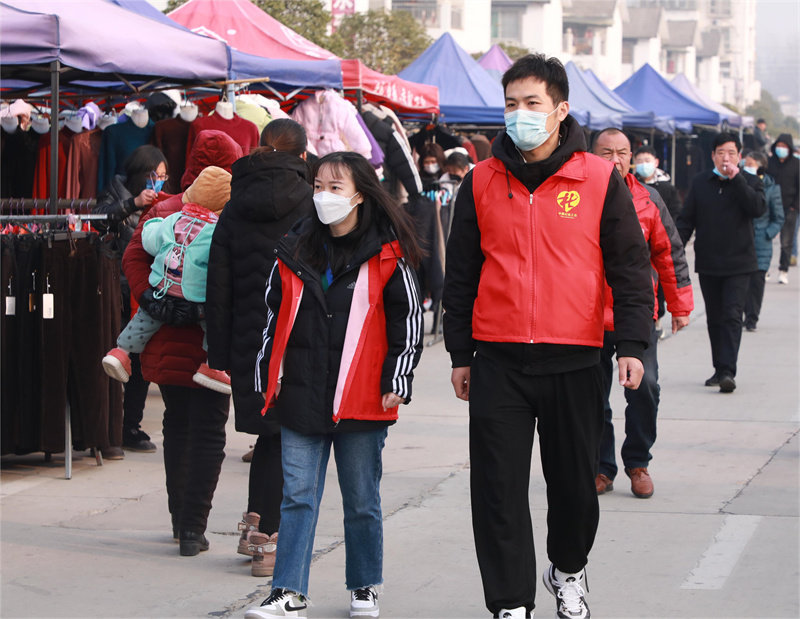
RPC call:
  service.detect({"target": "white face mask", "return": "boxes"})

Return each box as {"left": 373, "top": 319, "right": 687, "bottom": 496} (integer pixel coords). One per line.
{"left": 743, "top": 166, "right": 759, "bottom": 175}
{"left": 313, "top": 191, "right": 360, "bottom": 225}
{"left": 423, "top": 163, "right": 440, "bottom": 175}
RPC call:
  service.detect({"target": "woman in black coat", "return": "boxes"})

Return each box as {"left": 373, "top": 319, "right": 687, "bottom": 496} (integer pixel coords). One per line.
{"left": 205, "top": 119, "right": 313, "bottom": 576}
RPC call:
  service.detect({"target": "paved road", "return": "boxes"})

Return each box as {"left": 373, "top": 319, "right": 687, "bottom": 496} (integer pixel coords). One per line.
{"left": 2, "top": 249, "right": 798, "bottom": 618}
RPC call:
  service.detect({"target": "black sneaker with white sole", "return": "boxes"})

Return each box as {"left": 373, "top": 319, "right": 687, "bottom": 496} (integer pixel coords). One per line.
{"left": 543, "top": 564, "right": 590, "bottom": 619}
{"left": 350, "top": 586, "right": 379, "bottom": 617}
{"left": 245, "top": 589, "right": 308, "bottom": 618}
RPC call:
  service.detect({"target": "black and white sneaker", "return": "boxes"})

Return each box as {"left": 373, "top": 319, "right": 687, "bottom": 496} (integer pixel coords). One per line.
{"left": 543, "top": 564, "right": 590, "bottom": 619}
{"left": 245, "top": 588, "right": 307, "bottom": 618}
{"left": 350, "top": 586, "right": 379, "bottom": 617}
{"left": 496, "top": 607, "right": 527, "bottom": 618}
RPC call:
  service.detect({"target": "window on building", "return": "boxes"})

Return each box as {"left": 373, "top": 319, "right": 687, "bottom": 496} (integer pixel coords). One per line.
{"left": 623, "top": 40, "right": 634, "bottom": 64}
{"left": 720, "top": 60, "right": 731, "bottom": 78}
{"left": 394, "top": 0, "right": 439, "bottom": 28}
{"left": 491, "top": 6, "right": 522, "bottom": 43}
{"left": 451, "top": 1, "right": 463, "bottom": 30}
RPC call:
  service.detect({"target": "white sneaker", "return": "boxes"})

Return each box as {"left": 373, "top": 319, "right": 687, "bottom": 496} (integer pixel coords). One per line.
{"left": 497, "top": 607, "right": 528, "bottom": 618}
{"left": 245, "top": 589, "right": 307, "bottom": 618}
{"left": 765, "top": 271, "right": 771, "bottom": 281}
{"left": 778, "top": 271, "right": 789, "bottom": 284}
{"left": 543, "top": 564, "right": 590, "bottom": 619}
{"left": 350, "top": 586, "right": 379, "bottom": 617}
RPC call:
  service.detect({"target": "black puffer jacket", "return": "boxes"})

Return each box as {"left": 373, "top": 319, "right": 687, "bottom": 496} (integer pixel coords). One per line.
{"left": 205, "top": 150, "right": 313, "bottom": 435}
{"left": 768, "top": 133, "right": 799, "bottom": 213}
{"left": 93, "top": 174, "right": 142, "bottom": 294}
{"left": 255, "top": 215, "right": 423, "bottom": 436}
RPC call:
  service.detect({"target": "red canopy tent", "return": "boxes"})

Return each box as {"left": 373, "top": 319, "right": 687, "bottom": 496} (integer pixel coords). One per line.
{"left": 167, "top": 0, "right": 438, "bottom": 116}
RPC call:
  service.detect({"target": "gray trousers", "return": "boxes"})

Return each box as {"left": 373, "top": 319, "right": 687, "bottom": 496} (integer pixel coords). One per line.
{"left": 117, "top": 307, "right": 206, "bottom": 353}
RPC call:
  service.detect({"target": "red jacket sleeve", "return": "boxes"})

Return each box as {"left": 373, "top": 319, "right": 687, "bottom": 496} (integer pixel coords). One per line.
{"left": 645, "top": 188, "right": 694, "bottom": 317}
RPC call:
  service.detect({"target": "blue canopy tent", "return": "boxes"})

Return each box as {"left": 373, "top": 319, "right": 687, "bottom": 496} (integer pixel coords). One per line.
{"left": 564, "top": 62, "right": 623, "bottom": 130}
{"left": 670, "top": 73, "right": 753, "bottom": 129}
{"left": 579, "top": 67, "right": 675, "bottom": 134}
{"left": 109, "top": 0, "right": 343, "bottom": 92}
{"left": 398, "top": 32, "right": 505, "bottom": 124}
{"left": 614, "top": 63, "right": 723, "bottom": 131}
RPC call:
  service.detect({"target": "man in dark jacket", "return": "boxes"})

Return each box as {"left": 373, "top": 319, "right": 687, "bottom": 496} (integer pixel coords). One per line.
{"left": 768, "top": 133, "right": 799, "bottom": 283}
{"left": 443, "top": 54, "right": 653, "bottom": 619}
{"left": 592, "top": 128, "right": 694, "bottom": 500}
{"left": 677, "top": 132, "right": 766, "bottom": 393}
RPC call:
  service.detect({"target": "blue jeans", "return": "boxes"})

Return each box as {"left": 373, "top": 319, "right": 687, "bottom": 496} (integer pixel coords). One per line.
{"left": 599, "top": 323, "right": 660, "bottom": 479}
{"left": 272, "top": 426, "right": 387, "bottom": 597}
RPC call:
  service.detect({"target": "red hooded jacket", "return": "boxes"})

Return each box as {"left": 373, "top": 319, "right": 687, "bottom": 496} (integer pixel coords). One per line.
{"left": 122, "top": 130, "right": 242, "bottom": 387}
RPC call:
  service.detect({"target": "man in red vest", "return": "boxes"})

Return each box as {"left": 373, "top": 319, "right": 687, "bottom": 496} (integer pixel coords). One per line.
{"left": 592, "top": 128, "right": 694, "bottom": 500}
{"left": 443, "top": 55, "right": 654, "bottom": 619}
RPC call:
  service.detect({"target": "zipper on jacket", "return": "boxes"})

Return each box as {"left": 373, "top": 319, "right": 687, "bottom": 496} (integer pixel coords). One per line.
{"left": 529, "top": 192, "right": 535, "bottom": 343}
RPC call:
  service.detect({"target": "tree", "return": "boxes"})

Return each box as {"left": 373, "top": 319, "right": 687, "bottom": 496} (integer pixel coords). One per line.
{"left": 165, "top": 0, "right": 334, "bottom": 50}
{"left": 328, "top": 10, "right": 432, "bottom": 75}
{"left": 746, "top": 90, "right": 799, "bottom": 143}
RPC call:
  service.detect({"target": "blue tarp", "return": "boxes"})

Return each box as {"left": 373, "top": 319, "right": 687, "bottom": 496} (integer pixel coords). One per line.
{"left": 564, "top": 62, "right": 623, "bottom": 130}
{"left": 110, "top": 0, "right": 343, "bottom": 91}
{"left": 398, "top": 33, "right": 505, "bottom": 124}
{"left": 671, "top": 73, "right": 753, "bottom": 129}
{"left": 615, "top": 63, "right": 722, "bottom": 130}
{"left": 580, "top": 68, "right": 675, "bottom": 134}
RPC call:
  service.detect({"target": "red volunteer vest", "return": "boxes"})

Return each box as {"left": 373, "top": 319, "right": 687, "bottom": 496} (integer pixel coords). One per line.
{"left": 471, "top": 152, "right": 614, "bottom": 347}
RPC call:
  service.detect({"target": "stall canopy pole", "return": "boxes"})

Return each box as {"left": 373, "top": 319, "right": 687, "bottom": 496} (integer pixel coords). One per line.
{"left": 671, "top": 132, "right": 677, "bottom": 180}
{"left": 49, "top": 60, "right": 60, "bottom": 215}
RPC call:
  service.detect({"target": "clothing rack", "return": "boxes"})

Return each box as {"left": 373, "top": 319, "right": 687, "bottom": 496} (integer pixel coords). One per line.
{"left": 1, "top": 199, "right": 97, "bottom": 212}
{"left": 1, "top": 212, "right": 109, "bottom": 479}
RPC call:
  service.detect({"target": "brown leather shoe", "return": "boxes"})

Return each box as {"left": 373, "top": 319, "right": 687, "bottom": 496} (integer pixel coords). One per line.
{"left": 595, "top": 473, "right": 614, "bottom": 495}
{"left": 625, "top": 467, "right": 654, "bottom": 498}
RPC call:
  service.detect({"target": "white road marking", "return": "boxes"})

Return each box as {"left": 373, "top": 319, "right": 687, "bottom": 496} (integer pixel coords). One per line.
{"left": 681, "top": 514, "right": 762, "bottom": 590}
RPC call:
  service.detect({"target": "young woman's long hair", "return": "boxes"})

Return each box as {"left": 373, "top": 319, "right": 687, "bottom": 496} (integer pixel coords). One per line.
{"left": 297, "top": 151, "right": 423, "bottom": 271}
{"left": 123, "top": 145, "right": 167, "bottom": 196}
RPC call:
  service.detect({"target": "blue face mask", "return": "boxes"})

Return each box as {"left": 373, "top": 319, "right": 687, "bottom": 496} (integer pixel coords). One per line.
{"left": 635, "top": 162, "right": 656, "bottom": 179}
{"left": 775, "top": 146, "right": 790, "bottom": 159}
{"left": 146, "top": 178, "right": 164, "bottom": 193}
{"left": 504, "top": 106, "right": 560, "bottom": 152}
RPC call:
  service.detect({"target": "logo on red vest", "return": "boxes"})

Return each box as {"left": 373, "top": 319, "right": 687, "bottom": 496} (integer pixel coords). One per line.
{"left": 557, "top": 190, "right": 580, "bottom": 219}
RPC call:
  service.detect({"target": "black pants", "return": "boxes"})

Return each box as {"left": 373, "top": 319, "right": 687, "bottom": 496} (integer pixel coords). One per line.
{"left": 248, "top": 432, "right": 283, "bottom": 535}
{"left": 599, "top": 324, "right": 660, "bottom": 478}
{"left": 159, "top": 384, "right": 229, "bottom": 534}
{"left": 469, "top": 353, "right": 605, "bottom": 615}
{"left": 743, "top": 270, "right": 767, "bottom": 329}
{"left": 698, "top": 273, "right": 750, "bottom": 378}
{"left": 779, "top": 209, "right": 798, "bottom": 271}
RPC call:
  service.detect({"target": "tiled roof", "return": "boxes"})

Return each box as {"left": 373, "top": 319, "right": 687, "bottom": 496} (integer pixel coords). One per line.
{"left": 665, "top": 20, "right": 697, "bottom": 48}
{"left": 698, "top": 29, "right": 721, "bottom": 57}
{"left": 563, "top": 0, "right": 618, "bottom": 25}
{"left": 623, "top": 7, "right": 662, "bottom": 39}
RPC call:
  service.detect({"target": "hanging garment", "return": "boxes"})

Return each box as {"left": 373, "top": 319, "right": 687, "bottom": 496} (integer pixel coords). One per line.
{"left": 291, "top": 89, "right": 372, "bottom": 159}
{"left": 65, "top": 128, "right": 102, "bottom": 199}
{"left": 1, "top": 127, "right": 40, "bottom": 198}
{"left": 0, "top": 233, "right": 122, "bottom": 455}
{"left": 354, "top": 113, "right": 384, "bottom": 168}
{"left": 361, "top": 106, "right": 422, "bottom": 199}
{"left": 185, "top": 113, "right": 259, "bottom": 162}
{"left": 33, "top": 126, "right": 78, "bottom": 200}
{"left": 151, "top": 116, "right": 194, "bottom": 195}
{"left": 233, "top": 99, "right": 271, "bottom": 135}
{"left": 97, "top": 119, "right": 155, "bottom": 194}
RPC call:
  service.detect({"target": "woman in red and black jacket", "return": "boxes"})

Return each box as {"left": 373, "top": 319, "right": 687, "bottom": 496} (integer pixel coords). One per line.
{"left": 122, "top": 130, "right": 242, "bottom": 557}
{"left": 245, "top": 152, "right": 423, "bottom": 619}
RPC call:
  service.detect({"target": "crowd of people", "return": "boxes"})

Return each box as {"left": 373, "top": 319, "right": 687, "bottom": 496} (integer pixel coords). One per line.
{"left": 86, "top": 53, "right": 797, "bottom": 619}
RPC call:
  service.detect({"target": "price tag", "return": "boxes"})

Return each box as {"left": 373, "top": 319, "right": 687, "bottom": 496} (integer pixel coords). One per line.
{"left": 5, "top": 278, "right": 13, "bottom": 316}
{"left": 43, "top": 275, "right": 54, "bottom": 319}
